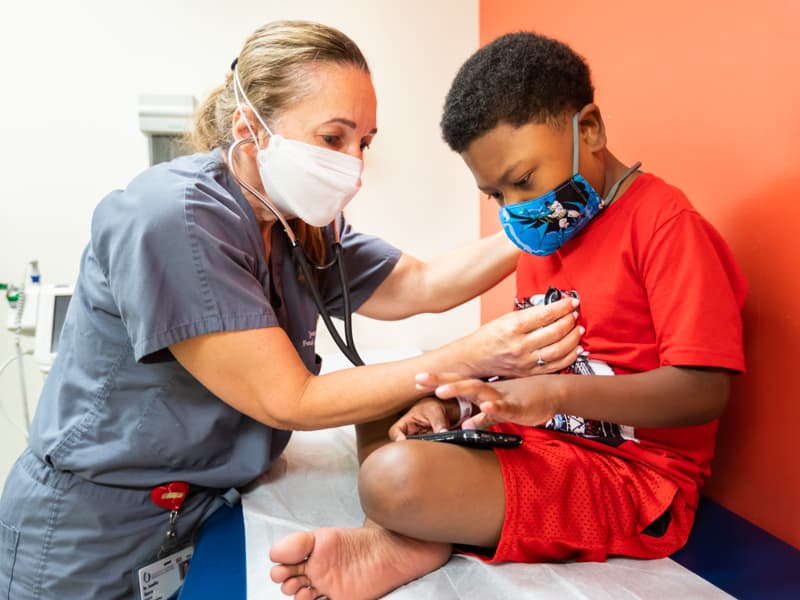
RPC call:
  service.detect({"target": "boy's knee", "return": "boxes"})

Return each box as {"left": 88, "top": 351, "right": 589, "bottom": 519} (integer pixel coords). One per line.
{"left": 358, "top": 442, "right": 429, "bottom": 524}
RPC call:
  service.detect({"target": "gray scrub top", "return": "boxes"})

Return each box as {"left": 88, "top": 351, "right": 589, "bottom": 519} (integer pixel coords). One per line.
{"left": 28, "top": 148, "right": 401, "bottom": 491}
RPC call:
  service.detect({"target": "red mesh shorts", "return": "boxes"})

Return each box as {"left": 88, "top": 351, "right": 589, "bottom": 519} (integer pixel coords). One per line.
{"left": 479, "top": 425, "right": 694, "bottom": 564}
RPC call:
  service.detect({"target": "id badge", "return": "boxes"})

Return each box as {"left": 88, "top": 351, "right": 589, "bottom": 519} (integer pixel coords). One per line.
{"left": 137, "top": 545, "right": 194, "bottom": 600}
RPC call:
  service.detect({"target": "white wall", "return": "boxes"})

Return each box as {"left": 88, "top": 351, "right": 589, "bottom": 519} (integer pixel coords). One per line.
{"left": 0, "top": 2, "right": 479, "bottom": 483}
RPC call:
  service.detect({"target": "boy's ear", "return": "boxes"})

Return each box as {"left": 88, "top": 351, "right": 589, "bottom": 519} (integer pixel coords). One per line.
{"left": 577, "top": 104, "right": 607, "bottom": 152}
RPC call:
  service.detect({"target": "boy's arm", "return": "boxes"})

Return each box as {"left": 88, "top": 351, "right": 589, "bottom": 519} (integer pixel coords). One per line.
{"left": 387, "top": 397, "right": 461, "bottom": 440}
{"left": 424, "top": 366, "right": 730, "bottom": 430}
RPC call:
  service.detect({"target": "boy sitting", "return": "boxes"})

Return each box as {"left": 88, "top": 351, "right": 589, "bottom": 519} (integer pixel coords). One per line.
{"left": 270, "top": 31, "right": 747, "bottom": 600}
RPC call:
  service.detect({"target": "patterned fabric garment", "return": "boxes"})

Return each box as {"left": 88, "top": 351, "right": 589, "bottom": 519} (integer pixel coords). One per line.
{"left": 545, "top": 356, "right": 637, "bottom": 446}
{"left": 516, "top": 293, "right": 636, "bottom": 447}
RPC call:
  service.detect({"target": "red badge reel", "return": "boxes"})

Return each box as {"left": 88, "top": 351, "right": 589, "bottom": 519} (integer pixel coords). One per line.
{"left": 151, "top": 481, "right": 189, "bottom": 557}
{"left": 151, "top": 481, "right": 189, "bottom": 511}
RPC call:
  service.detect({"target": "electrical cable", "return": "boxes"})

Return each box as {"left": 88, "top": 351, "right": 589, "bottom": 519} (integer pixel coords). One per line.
{"left": 0, "top": 353, "right": 31, "bottom": 439}
{"left": 1, "top": 260, "right": 36, "bottom": 438}
{"left": 12, "top": 262, "right": 32, "bottom": 432}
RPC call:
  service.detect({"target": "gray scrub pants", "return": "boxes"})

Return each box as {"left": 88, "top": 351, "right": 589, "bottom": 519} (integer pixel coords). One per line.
{"left": 0, "top": 449, "right": 219, "bottom": 599}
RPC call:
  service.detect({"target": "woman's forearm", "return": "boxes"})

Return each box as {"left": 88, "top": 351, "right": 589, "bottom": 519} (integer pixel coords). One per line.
{"left": 359, "top": 231, "right": 519, "bottom": 320}
{"left": 287, "top": 343, "right": 473, "bottom": 430}
{"left": 418, "top": 230, "right": 519, "bottom": 313}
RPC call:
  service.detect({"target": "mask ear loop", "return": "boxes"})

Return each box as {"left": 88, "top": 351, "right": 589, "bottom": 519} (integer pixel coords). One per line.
{"left": 572, "top": 110, "right": 641, "bottom": 206}
{"left": 604, "top": 161, "right": 642, "bottom": 207}
{"left": 232, "top": 63, "right": 274, "bottom": 141}
{"left": 572, "top": 112, "right": 581, "bottom": 176}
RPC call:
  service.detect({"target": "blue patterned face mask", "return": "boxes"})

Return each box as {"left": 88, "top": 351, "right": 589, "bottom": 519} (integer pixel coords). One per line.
{"left": 498, "top": 113, "right": 641, "bottom": 256}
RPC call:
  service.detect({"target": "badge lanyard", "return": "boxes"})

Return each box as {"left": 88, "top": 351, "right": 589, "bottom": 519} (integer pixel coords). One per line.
{"left": 151, "top": 481, "right": 189, "bottom": 558}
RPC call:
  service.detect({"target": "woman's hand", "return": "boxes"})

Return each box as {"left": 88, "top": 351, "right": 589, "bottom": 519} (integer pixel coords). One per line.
{"left": 388, "top": 397, "right": 459, "bottom": 440}
{"left": 458, "top": 297, "right": 583, "bottom": 379}
{"left": 415, "top": 373, "right": 559, "bottom": 430}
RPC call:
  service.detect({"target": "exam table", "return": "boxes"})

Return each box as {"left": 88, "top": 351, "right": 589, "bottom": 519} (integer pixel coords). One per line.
{"left": 180, "top": 351, "right": 800, "bottom": 599}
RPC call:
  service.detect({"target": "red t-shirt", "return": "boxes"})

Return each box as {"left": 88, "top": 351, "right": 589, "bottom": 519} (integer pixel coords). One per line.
{"left": 514, "top": 172, "right": 747, "bottom": 503}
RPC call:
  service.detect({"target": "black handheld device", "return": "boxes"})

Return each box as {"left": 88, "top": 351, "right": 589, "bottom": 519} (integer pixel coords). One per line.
{"left": 407, "top": 429, "right": 523, "bottom": 449}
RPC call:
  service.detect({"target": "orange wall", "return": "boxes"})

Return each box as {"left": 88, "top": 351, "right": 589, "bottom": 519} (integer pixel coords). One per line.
{"left": 479, "top": 0, "right": 800, "bottom": 548}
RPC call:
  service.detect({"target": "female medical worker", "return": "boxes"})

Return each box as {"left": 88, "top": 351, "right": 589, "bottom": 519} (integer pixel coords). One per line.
{"left": 0, "top": 20, "right": 582, "bottom": 599}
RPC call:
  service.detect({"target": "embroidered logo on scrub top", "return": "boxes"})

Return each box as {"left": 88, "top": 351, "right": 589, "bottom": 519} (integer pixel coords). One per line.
{"left": 302, "top": 330, "right": 316, "bottom": 348}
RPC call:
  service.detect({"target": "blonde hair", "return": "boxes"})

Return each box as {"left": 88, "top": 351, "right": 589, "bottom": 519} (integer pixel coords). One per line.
{"left": 192, "top": 20, "right": 371, "bottom": 265}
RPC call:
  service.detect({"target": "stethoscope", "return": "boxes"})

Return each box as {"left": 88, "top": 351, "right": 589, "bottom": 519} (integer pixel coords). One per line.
{"left": 226, "top": 138, "right": 365, "bottom": 367}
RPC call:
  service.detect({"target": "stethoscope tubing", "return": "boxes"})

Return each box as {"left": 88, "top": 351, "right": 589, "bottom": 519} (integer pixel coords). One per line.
{"left": 227, "top": 138, "right": 365, "bottom": 367}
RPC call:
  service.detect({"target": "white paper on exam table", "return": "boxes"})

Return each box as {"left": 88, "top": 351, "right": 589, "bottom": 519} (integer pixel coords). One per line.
{"left": 241, "top": 426, "right": 733, "bottom": 600}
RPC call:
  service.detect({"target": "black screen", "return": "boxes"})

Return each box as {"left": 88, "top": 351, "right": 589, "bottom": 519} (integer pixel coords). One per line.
{"left": 50, "top": 295, "right": 71, "bottom": 353}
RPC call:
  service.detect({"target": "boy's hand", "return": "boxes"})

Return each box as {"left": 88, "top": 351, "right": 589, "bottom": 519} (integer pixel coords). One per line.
{"left": 416, "top": 372, "right": 558, "bottom": 430}
{"left": 388, "top": 397, "right": 459, "bottom": 441}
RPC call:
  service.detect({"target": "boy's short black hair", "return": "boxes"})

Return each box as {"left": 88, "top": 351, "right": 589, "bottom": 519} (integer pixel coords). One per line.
{"left": 441, "top": 32, "right": 594, "bottom": 153}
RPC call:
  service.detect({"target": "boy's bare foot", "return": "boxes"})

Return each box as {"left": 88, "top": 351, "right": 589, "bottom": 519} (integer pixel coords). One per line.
{"left": 269, "top": 524, "right": 451, "bottom": 599}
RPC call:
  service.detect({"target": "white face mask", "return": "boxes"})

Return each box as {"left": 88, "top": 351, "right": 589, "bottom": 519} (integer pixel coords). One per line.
{"left": 233, "top": 66, "right": 363, "bottom": 227}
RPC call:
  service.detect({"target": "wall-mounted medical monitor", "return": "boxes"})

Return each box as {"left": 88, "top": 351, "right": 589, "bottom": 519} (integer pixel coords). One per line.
{"left": 137, "top": 93, "right": 195, "bottom": 166}
{"left": 34, "top": 284, "right": 73, "bottom": 373}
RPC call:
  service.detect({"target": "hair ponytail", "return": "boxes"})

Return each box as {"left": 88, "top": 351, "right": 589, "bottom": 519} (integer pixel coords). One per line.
{"left": 190, "top": 79, "right": 230, "bottom": 152}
